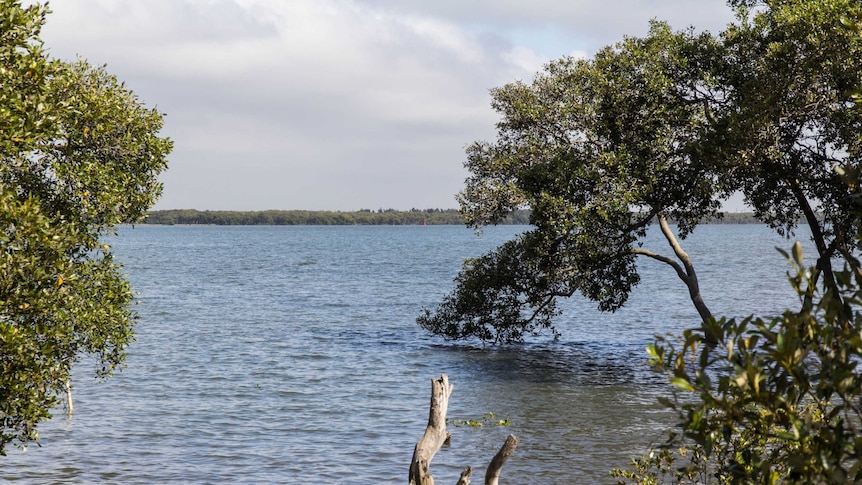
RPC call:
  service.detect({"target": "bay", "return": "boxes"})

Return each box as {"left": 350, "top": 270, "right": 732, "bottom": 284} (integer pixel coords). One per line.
{"left": 3, "top": 224, "right": 811, "bottom": 483}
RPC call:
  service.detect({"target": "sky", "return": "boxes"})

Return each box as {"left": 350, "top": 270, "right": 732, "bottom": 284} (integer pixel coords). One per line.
{"left": 37, "top": 0, "right": 739, "bottom": 211}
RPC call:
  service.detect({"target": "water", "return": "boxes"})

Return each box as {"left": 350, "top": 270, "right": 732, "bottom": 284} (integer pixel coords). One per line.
{"left": 3, "top": 224, "right": 812, "bottom": 483}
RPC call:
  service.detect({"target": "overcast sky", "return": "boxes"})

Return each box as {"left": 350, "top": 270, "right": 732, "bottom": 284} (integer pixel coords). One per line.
{"left": 39, "top": 0, "right": 738, "bottom": 211}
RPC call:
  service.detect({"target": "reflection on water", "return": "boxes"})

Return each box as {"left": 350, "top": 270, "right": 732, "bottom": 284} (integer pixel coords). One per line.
{"left": 2, "top": 224, "right": 811, "bottom": 483}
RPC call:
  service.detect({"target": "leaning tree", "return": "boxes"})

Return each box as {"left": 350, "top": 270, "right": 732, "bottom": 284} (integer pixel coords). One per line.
{"left": 419, "top": 0, "right": 862, "bottom": 345}
{"left": 419, "top": 21, "right": 730, "bottom": 343}
{"left": 420, "top": 0, "right": 862, "bottom": 482}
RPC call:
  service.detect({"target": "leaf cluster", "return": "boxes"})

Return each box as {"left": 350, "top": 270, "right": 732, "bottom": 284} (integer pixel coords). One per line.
{"left": 0, "top": 0, "right": 171, "bottom": 454}
{"left": 421, "top": 0, "right": 862, "bottom": 347}
{"left": 637, "top": 240, "right": 862, "bottom": 483}
{"left": 418, "top": 233, "right": 570, "bottom": 343}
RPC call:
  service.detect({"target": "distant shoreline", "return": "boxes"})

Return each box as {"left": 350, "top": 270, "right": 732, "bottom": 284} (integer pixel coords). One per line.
{"left": 144, "top": 209, "right": 764, "bottom": 226}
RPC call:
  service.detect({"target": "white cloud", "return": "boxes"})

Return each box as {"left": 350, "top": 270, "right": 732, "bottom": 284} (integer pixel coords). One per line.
{"left": 37, "top": 0, "right": 736, "bottom": 210}
{"left": 504, "top": 45, "right": 546, "bottom": 78}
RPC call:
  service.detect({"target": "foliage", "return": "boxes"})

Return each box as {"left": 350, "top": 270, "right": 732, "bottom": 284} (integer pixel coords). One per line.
{"left": 146, "top": 209, "right": 761, "bottom": 226}
{"left": 611, "top": 448, "right": 704, "bottom": 484}
{"left": 144, "top": 208, "right": 495, "bottom": 225}
{"left": 448, "top": 411, "right": 511, "bottom": 428}
{"left": 419, "top": 0, "right": 862, "bottom": 345}
{"left": 622, "top": 241, "right": 862, "bottom": 484}
{"left": 419, "top": 232, "right": 568, "bottom": 342}
{"left": 712, "top": 0, "right": 862, "bottom": 292}
{"left": 613, "top": 1, "right": 862, "bottom": 482}
{"left": 0, "top": 0, "right": 171, "bottom": 454}
{"left": 420, "top": 21, "right": 732, "bottom": 342}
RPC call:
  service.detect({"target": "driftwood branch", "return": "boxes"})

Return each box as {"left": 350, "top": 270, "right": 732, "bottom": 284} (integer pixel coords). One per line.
{"left": 455, "top": 467, "right": 472, "bottom": 485}
{"left": 65, "top": 380, "right": 73, "bottom": 417}
{"left": 409, "top": 374, "right": 454, "bottom": 485}
{"left": 485, "top": 434, "right": 519, "bottom": 485}
{"left": 409, "top": 374, "right": 518, "bottom": 485}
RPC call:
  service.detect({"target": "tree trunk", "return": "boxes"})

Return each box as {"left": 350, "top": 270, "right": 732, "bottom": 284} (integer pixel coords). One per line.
{"left": 657, "top": 214, "right": 713, "bottom": 323}
{"left": 409, "top": 374, "right": 453, "bottom": 485}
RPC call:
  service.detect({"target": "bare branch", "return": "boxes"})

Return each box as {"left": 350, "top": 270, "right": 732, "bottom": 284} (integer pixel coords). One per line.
{"left": 455, "top": 467, "right": 472, "bottom": 485}
{"left": 657, "top": 214, "right": 713, "bottom": 323}
{"left": 485, "top": 434, "right": 519, "bottom": 485}
{"left": 631, "top": 248, "right": 689, "bottom": 284}
{"left": 409, "top": 374, "right": 454, "bottom": 485}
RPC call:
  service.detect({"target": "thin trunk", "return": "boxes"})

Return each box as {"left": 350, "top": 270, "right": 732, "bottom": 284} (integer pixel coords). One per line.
{"left": 657, "top": 214, "right": 714, "bottom": 324}
{"left": 788, "top": 180, "right": 842, "bottom": 311}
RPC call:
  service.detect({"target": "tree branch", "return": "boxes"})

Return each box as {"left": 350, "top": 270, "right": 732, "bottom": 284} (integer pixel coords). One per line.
{"left": 631, "top": 248, "right": 689, "bottom": 284}
{"left": 454, "top": 467, "right": 472, "bottom": 485}
{"left": 485, "top": 434, "right": 519, "bottom": 485}
{"left": 657, "top": 214, "right": 713, "bottom": 323}
{"left": 409, "top": 374, "right": 453, "bottom": 485}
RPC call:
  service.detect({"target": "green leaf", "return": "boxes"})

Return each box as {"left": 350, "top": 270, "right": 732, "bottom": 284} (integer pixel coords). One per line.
{"left": 671, "top": 377, "right": 695, "bottom": 392}
{"left": 792, "top": 241, "right": 803, "bottom": 266}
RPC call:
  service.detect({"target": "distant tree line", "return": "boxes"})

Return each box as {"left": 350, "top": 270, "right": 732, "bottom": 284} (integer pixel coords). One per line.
{"left": 144, "top": 208, "right": 529, "bottom": 225}
{"left": 684, "top": 212, "right": 767, "bottom": 224}
{"left": 143, "top": 209, "right": 766, "bottom": 226}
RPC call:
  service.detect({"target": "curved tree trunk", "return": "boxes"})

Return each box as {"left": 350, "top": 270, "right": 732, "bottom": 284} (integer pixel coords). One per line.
{"left": 633, "top": 214, "right": 714, "bottom": 324}
{"left": 656, "top": 215, "right": 713, "bottom": 323}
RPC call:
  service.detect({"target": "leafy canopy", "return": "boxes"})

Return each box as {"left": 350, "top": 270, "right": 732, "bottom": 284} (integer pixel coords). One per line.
{"left": 415, "top": 0, "right": 862, "bottom": 481}
{"left": 419, "top": 0, "right": 862, "bottom": 346}
{"left": 0, "top": 0, "right": 171, "bottom": 454}
{"left": 420, "top": 22, "right": 727, "bottom": 342}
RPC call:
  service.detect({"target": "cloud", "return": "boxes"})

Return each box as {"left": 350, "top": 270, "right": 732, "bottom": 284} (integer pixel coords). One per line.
{"left": 37, "top": 0, "right": 736, "bottom": 210}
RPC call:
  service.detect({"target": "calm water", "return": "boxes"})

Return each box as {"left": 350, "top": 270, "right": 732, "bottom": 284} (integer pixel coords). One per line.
{"left": 4, "top": 224, "right": 812, "bottom": 483}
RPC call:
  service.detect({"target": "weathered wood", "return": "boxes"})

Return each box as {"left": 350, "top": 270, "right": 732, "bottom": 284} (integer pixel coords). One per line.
{"left": 409, "top": 374, "right": 454, "bottom": 485}
{"left": 485, "top": 434, "right": 518, "bottom": 485}
{"left": 65, "top": 380, "right": 73, "bottom": 417}
{"left": 455, "top": 467, "right": 472, "bottom": 485}
{"left": 409, "top": 375, "right": 517, "bottom": 485}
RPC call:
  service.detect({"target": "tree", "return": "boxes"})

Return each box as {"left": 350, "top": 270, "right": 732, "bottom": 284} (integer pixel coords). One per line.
{"left": 417, "top": 0, "right": 862, "bottom": 481}
{"left": 0, "top": 1, "right": 171, "bottom": 454}
{"left": 611, "top": 2, "right": 862, "bottom": 483}
{"left": 712, "top": 0, "right": 862, "bottom": 306}
{"left": 419, "top": 21, "right": 730, "bottom": 343}
{"left": 418, "top": 0, "right": 862, "bottom": 346}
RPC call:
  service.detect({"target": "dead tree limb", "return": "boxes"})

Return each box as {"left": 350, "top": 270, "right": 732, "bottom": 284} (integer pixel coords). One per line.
{"left": 485, "top": 434, "right": 518, "bottom": 485}
{"left": 455, "top": 467, "right": 472, "bottom": 485}
{"left": 65, "top": 380, "right": 73, "bottom": 417}
{"left": 409, "top": 374, "right": 454, "bottom": 485}
{"left": 409, "top": 375, "right": 519, "bottom": 485}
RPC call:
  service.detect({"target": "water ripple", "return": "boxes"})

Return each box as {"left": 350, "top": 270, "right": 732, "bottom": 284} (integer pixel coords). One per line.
{"left": 2, "top": 224, "right": 812, "bottom": 483}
